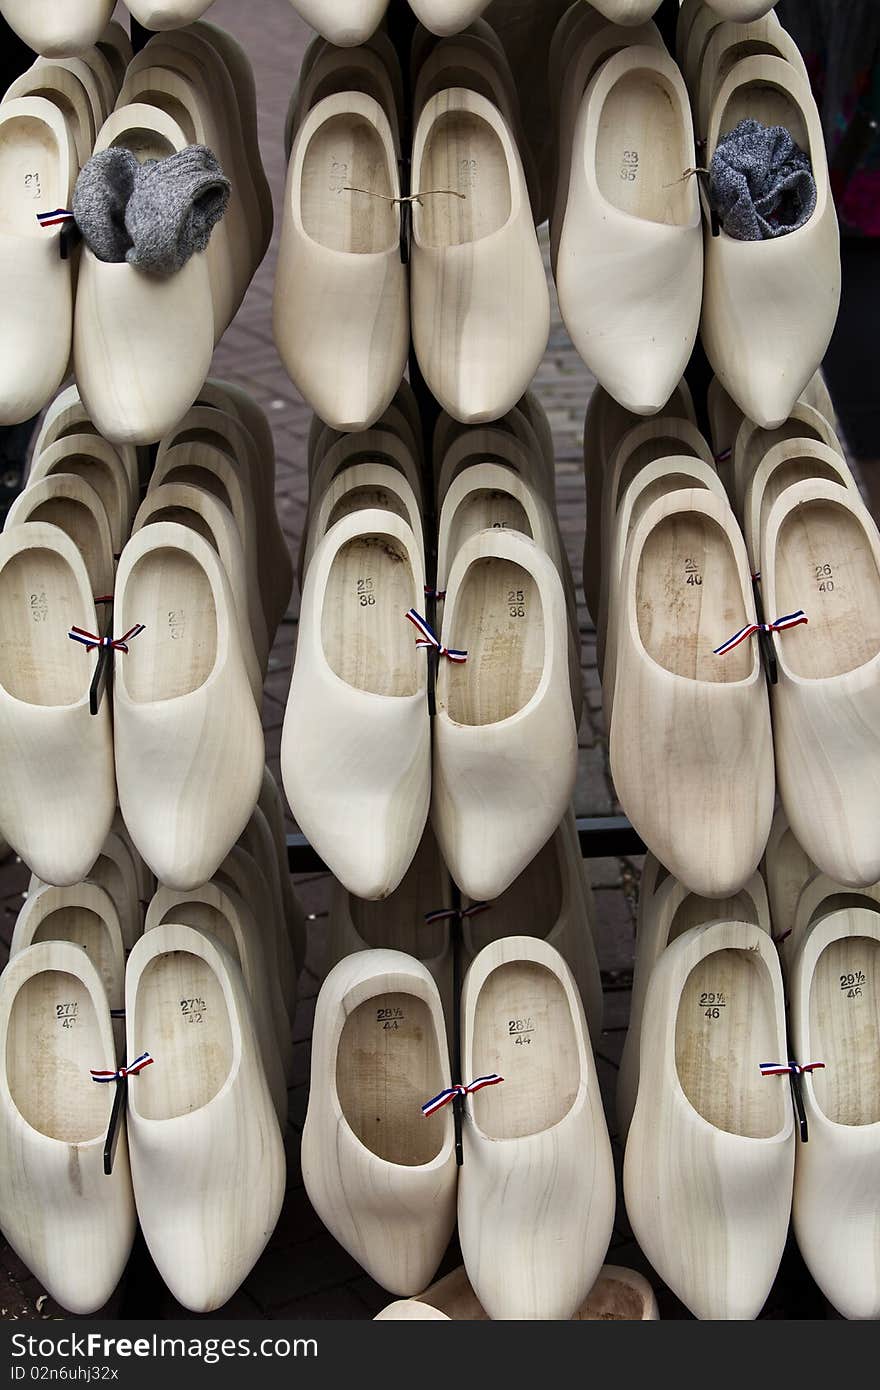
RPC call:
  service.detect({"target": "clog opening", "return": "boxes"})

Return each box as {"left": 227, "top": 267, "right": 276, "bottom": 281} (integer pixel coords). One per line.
{"left": 109, "top": 126, "right": 176, "bottom": 163}
{"left": 419, "top": 110, "right": 511, "bottom": 248}
{"left": 668, "top": 888, "right": 761, "bottom": 942}
{"left": 42, "top": 455, "right": 122, "bottom": 546}
{"left": 20, "top": 495, "right": 106, "bottom": 595}
{"left": 636, "top": 511, "right": 752, "bottom": 682}
{"left": 322, "top": 534, "right": 419, "bottom": 696}
{"left": 471, "top": 960, "right": 579, "bottom": 1140}
{"left": 123, "top": 547, "right": 218, "bottom": 702}
{"left": 124, "top": 90, "right": 197, "bottom": 147}
{"left": 623, "top": 471, "right": 713, "bottom": 551}
{"left": 464, "top": 836, "right": 563, "bottom": 955}
{"left": 447, "top": 488, "right": 531, "bottom": 561}
{"left": 327, "top": 485, "right": 409, "bottom": 530}
{"left": 596, "top": 71, "right": 694, "bottom": 225}
{"left": 446, "top": 557, "right": 544, "bottom": 724}
{"left": 675, "top": 946, "right": 783, "bottom": 1138}
{"left": 7, "top": 969, "right": 110, "bottom": 1143}
{"left": 336, "top": 991, "right": 446, "bottom": 1165}
{"left": 719, "top": 79, "right": 809, "bottom": 152}
{"left": 153, "top": 898, "right": 242, "bottom": 970}
{"left": 754, "top": 455, "right": 847, "bottom": 551}
{"left": 142, "top": 504, "right": 217, "bottom": 549}
{"left": 350, "top": 828, "right": 448, "bottom": 958}
{"left": 301, "top": 113, "right": 397, "bottom": 254}
{"left": 614, "top": 435, "right": 703, "bottom": 510}
{"left": 738, "top": 417, "right": 824, "bottom": 496}
{"left": 133, "top": 948, "right": 233, "bottom": 1120}
{"left": 0, "top": 548, "right": 88, "bottom": 706}
{"left": 774, "top": 498, "right": 880, "bottom": 678}
{"left": 32, "top": 906, "right": 119, "bottom": 1012}
{"left": 0, "top": 115, "right": 59, "bottom": 235}
{"left": 807, "top": 892, "right": 880, "bottom": 928}
{"left": 809, "top": 934, "right": 880, "bottom": 1126}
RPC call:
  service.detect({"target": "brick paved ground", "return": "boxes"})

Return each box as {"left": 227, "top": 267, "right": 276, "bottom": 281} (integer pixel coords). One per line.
{"left": 0, "top": 0, "right": 843, "bottom": 1322}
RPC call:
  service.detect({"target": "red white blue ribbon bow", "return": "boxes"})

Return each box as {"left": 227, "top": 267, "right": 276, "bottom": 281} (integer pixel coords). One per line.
{"left": 68, "top": 623, "right": 146, "bottom": 654}
{"left": 90, "top": 1052, "right": 154, "bottom": 1083}
{"left": 422, "top": 1074, "right": 503, "bottom": 1116}
{"left": 406, "top": 609, "right": 467, "bottom": 662}
{"left": 37, "top": 208, "right": 75, "bottom": 229}
{"left": 714, "top": 610, "right": 808, "bottom": 656}
{"left": 759, "top": 1060, "right": 824, "bottom": 1078}
{"left": 424, "top": 902, "right": 490, "bottom": 925}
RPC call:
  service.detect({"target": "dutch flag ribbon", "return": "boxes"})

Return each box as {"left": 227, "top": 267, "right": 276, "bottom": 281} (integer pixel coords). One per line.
{"left": 405, "top": 608, "right": 467, "bottom": 662}
{"left": 714, "top": 609, "right": 808, "bottom": 657}
{"left": 36, "top": 208, "right": 75, "bottom": 228}
{"left": 423, "top": 902, "right": 491, "bottom": 926}
{"left": 421, "top": 1074, "right": 504, "bottom": 1117}
{"left": 68, "top": 623, "right": 146, "bottom": 654}
{"left": 90, "top": 1051, "right": 154, "bottom": 1083}
{"left": 759, "top": 1060, "right": 825, "bottom": 1078}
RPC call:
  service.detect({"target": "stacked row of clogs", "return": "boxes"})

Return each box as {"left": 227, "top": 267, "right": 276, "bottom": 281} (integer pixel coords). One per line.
{"left": 551, "top": 1, "right": 839, "bottom": 427}
{"left": 618, "top": 823, "right": 880, "bottom": 1321}
{"left": 0, "top": 3, "right": 223, "bottom": 56}
{"left": 0, "top": 378, "right": 292, "bottom": 890}
{"left": 275, "top": 24, "right": 548, "bottom": 429}
{"left": 303, "top": 939, "right": 615, "bottom": 1320}
{"left": 0, "top": 19, "right": 271, "bottom": 442}
{"left": 281, "top": 386, "right": 580, "bottom": 903}
{"left": 584, "top": 375, "right": 880, "bottom": 898}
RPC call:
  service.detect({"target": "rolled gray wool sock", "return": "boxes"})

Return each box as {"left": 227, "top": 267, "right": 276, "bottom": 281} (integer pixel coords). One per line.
{"left": 125, "top": 145, "right": 231, "bottom": 276}
{"left": 72, "top": 147, "right": 140, "bottom": 263}
{"left": 709, "top": 117, "right": 817, "bottom": 241}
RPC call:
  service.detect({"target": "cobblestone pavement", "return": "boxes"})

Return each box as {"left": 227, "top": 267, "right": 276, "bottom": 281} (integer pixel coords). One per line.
{"left": 0, "top": 0, "right": 838, "bottom": 1323}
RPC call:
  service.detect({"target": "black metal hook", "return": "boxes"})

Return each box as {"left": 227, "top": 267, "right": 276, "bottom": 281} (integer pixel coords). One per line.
{"left": 752, "top": 577, "right": 779, "bottom": 686}
{"left": 88, "top": 615, "right": 115, "bottom": 716}
{"left": 789, "top": 1068, "right": 809, "bottom": 1143}
{"left": 103, "top": 1076, "right": 128, "bottom": 1176}
{"left": 398, "top": 155, "right": 411, "bottom": 266}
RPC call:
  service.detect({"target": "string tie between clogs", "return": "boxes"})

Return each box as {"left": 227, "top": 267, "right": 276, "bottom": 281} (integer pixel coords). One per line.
{"left": 90, "top": 1051, "right": 154, "bottom": 1083}
{"left": 36, "top": 208, "right": 75, "bottom": 228}
{"left": 424, "top": 902, "right": 490, "bottom": 925}
{"left": 68, "top": 623, "right": 146, "bottom": 654}
{"left": 759, "top": 1060, "right": 824, "bottom": 1077}
{"left": 421, "top": 1074, "right": 504, "bottom": 1116}
{"left": 405, "top": 609, "right": 467, "bottom": 662}
{"left": 342, "top": 186, "right": 466, "bottom": 208}
{"left": 713, "top": 609, "right": 807, "bottom": 656}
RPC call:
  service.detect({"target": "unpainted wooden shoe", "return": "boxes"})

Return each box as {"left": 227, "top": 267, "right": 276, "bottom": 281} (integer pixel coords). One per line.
{"left": 731, "top": 399, "right": 844, "bottom": 513}
{"left": 742, "top": 437, "right": 857, "bottom": 575}
{"left": 435, "top": 423, "right": 555, "bottom": 508}
{"left": 624, "top": 919, "right": 795, "bottom": 1319}
{"left": 30, "top": 382, "right": 140, "bottom": 497}
{"left": 27, "top": 433, "right": 134, "bottom": 554}
{"left": 459, "top": 936, "right": 615, "bottom": 1319}
{"left": 0, "top": 522, "right": 115, "bottom": 885}
{"left": 693, "top": 14, "right": 809, "bottom": 141}
{"left": 302, "top": 460, "right": 424, "bottom": 587}
{"left": 5, "top": 473, "right": 115, "bottom": 606}
{"left": 286, "top": 33, "right": 403, "bottom": 160}
{"left": 610, "top": 488, "right": 775, "bottom": 896}
{"left": 303, "top": 949, "right": 457, "bottom": 1294}
{"left": 409, "top": 1, "right": 493, "bottom": 37}
{"left": 0, "top": 940, "right": 136, "bottom": 1313}
{"left": 789, "top": 872, "right": 880, "bottom": 981}
{"left": 4, "top": 57, "right": 99, "bottom": 167}
{"left": 287, "top": 0, "right": 390, "bottom": 47}
{"left": 125, "top": 0, "right": 219, "bottom": 30}
{"left": 375, "top": 1262, "right": 659, "bottom": 1319}
{"left": 126, "top": 923, "right": 285, "bottom": 1312}
{"left": 432, "top": 529, "right": 578, "bottom": 901}
{"left": 0, "top": 0, "right": 115, "bottom": 57}
{"left": 761, "top": 479, "right": 880, "bottom": 887}
{"left": 590, "top": 1, "right": 663, "bottom": 22}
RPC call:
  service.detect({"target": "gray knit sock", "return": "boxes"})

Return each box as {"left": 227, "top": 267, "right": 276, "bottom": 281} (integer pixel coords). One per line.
{"left": 72, "top": 144, "right": 230, "bottom": 276}
{"left": 710, "top": 117, "right": 817, "bottom": 240}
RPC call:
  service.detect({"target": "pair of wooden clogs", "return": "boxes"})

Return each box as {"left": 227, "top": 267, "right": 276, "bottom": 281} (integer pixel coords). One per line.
{"left": 0, "top": 924, "right": 285, "bottom": 1314}
{"left": 0, "top": 22, "right": 130, "bottom": 426}
{"left": 288, "top": 2, "right": 492, "bottom": 47}
{"left": 303, "top": 937, "right": 615, "bottom": 1319}
{"left": 275, "top": 29, "right": 548, "bottom": 429}
{"left": 552, "top": 3, "right": 839, "bottom": 428}
{"left": 283, "top": 387, "right": 579, "bottom": 903}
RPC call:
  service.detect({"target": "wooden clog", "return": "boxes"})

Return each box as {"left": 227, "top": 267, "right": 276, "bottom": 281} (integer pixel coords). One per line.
{"left": 125, "top": 0, "right": 218, "bottom": 29}
{"left": 145, "top": 881, "right": 288, "bottom": 1126}
{"left": 257, "top": 767, "right": 309, "bottom": 979}
{"left": 73, "top": 105, "right": 215, "bottom": 446}
{"left": 0, "top": 940, "right": 135, "bottom": 1314}
{"left": 287, "top": 0, "right": 390, "bottom": 47}
{"left": 31, "top": 383, "right": 140, "bottom": 499}
{"left": 460, "top": 813, "right": 603, "bottom": 1043}
{"left": 701, "top": 56, "right": 840, "bottom": 429}
{"left": 0, "top": 522, "right": 115, "bottom": 886}
{"left": 310, "top": 421, "right": 423, "bottom": 498}
{"left": 590, "top": 1, "right": 663, "bottom": 22}
{"left": 4, "top": 58, "right": 99, "bottom": 167}
{"left": 282, "top": 510, "right": 430, "bottom": 901}
{"left": 731, "top": 399, "right": 844, "bottom": 513}
{"left": 126, "top": 923, "right": 285, "bottom": 1312}
{"left": 432, "top": 529, "right": 578, "bottom": 902}
{"left": 693, "top": 14, "right": 809, "bottom": 141}
{"left": 302, "top": 949, "right": 457, "bottom": 1294}
{"left": 275, "top": 92, "right": 408, "bottom": 432}
{"left": 789, "top": 907, "right": 880, "bottom": 1319}
{"left": 789, "top": 873, "right": 880, "bottom": 979}
{"left": 302, "top": 460, "right": 424, "bottom": 587}
{"left": 409, "top": 1, "right": 493, "bottom": 37}
{"left": 287, "top": 35, "right": 403, "bottom": 161}
{"left": 411, "top": 88, "right": 549, "bottom": 423}
{"left": 326, "top": 825, "right": 454, "bottom": 1033}
{"left": 435, "top": 423, "right": 555, "bottom": 509}
{"left": 624, "top": 919, "right": 795, "bottom": 1319}
{"left": 113, "top": 522, "right": 264, "bottom": 891}
{"left": 617, "top": 868, "right": 771, "bottom": 1138}
{"left": 763, "top": 807, "right": 817, "bottom": 957}
{"left": 610, "top": 488, "right": 775, "bottom": 896}
{"left": 459, "top": 936, "right": 615, "bottom": 1319}
{"left": 27, "top": 433, "right": 134, "bottom": 553}
{"left": 0, "top": 0, "right": 115, "bottom": 58}
{"left": 0, "top": 97, "right": 76, "bottom": 426}
{"left": 5, "top": 473, "right": 115, "bottom": 605}
{"left": 557, "top": 47, "right": 702, "bottom": 415}
{"left": 95, "top": 21, "right": 132, "bottom": 95}
{"left": 742, "top": 437, "right": 857, "bottom": 575}
{"left": 376, "top": 1263, "right": 659, "bottom": 1319}
{"left": 761, "top": 480, "right": 880, "bottom": 887}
